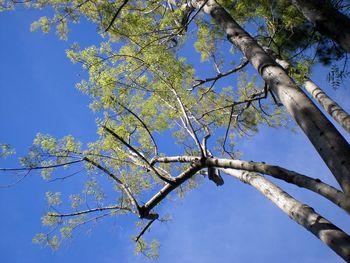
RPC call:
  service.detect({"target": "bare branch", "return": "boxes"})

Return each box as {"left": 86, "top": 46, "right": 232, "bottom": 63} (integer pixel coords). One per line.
{"left": 134, "top": 216, "right": 158, "bottom": 242}
{"left": 48, "top": 205, "right": 131, "bottom": 217}
{"left": 142, "top": 160, "right": 204, "bottom": 215}
{"left": 221, "top": 168, "right": 350, "bottom": 262}
{"left": 154, "top": 155, "right": 350, "bottom": 214}
{"left": 105, "top": 0, "right": 130, "bottom": 32}
{"left": 190, "top": 59, "right": 249, "bottom": 90}
{"left": 0, "top": 159, "right": 83, "bottom": 172}
{"left": 0, "top": 170, "right": 30, "bottom": 188}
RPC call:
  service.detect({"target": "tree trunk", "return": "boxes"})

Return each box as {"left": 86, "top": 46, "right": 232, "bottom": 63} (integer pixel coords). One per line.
{"left": 304, "top": 79, "right": 350, "bottom": 134}
{"left": 288, "top": 0, "right": 350, "bottom": 52}
{"left": 272, "top": 56, "right": 350, "bottom": 133}
{"left": 273, "top": 57, "right": 350, "bottom": 134}
{"left": 222, "top": 168, "right": 350, "bottom": 262}
{"left": 192, "top": 0, "right": 350, "bottom": 195}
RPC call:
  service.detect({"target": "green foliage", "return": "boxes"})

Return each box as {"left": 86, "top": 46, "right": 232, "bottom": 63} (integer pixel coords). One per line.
{"left": 33, "top": 233, "right": 60, "bottom": 250}
{"left": 0, "top": 143, "right": 15, "bottom": 158}
{"left": 46, "top": 192, "right": 62, "bottom": 206}
{"left": 135, "top": 238, "right": 159, "bottom": 259}
{"left": 327, "top": 64, "right": 350, "bottom": 89}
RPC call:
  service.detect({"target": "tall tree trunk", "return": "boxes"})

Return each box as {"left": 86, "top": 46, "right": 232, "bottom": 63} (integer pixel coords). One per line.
{"left": 191, "top": 0, "right": 350, "bottom": 195}
{"left": 221, "top": 168, "right": 350, "bottom": 262}
{"left": 303, "top": 79, "right": 350, "bottom": 134}
{"left": 288, "top": 0, "right": 350, "bottom": 52}
{"left": 273, "top": 57, "right": 350, "bottom": 134}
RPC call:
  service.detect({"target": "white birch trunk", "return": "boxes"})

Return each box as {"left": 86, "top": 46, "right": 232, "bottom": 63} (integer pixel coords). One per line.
{"left": 191, "top": 0, "right": 350, "bottom": 195}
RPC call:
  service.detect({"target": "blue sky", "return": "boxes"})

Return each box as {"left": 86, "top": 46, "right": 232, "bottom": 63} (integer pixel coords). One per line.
{"left": 1, "top": 7, "right": 350, "bottom": 263}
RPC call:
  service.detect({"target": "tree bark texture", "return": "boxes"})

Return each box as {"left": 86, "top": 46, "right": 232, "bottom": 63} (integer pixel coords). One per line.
{"left": 194, "top": 0, "right": 350, "bottom": 195}
{"left": 274, "top": 57, "right": 350, "bottom": 135}
{"left": 222, "top": 168, "right": 350, "bottom": 262}
{"left": 303, "top": 79, "right": 350, "bottom": 134}
{"left": 155, "top": 155, "right": 350, "bottom": 215}
{"left": 289, "top": 0, "right": 350, "bottom": 52}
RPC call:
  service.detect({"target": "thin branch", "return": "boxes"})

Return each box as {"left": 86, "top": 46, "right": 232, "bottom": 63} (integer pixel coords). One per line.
{"left": 83, "top": 157, "right": 142, "bottom": 215}
{"left": 134, "top": 216, "right": 158, "bottom": 242}
{"left": 197, "top": 89, "right": 265, "bottom": 120}
{"left": 0, "top": 159, "right": 84, "bottom": 172}
{"left": 176, "top": 0, "right": 208, "bottom": 35}
{"left": 105, "top": 0, "right": 130, "bottom": 32}
{"left": 190, "top": 59, "right": 249, "bottom": 90}
{"left": 0, "top": 170, "right": 30, "bottom": 188}
{"left": 113, "top": 99, "right": 159, "bottom": 156}
{"left": 48, "top": 205, "right": 131, "bottom": 217}
{"left": 103, "top": 125, "right": 175, "bottom": 184}
{"left": 171, "top": 88, "right": 205, "bottom": 156}
{"left": 47, "top": 169, "right": 85, "bottom": 183}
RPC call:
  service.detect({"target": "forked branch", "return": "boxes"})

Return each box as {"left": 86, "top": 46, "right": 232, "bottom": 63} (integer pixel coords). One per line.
{"left": 221, "top": 168, "right": 350, "bottom": 262}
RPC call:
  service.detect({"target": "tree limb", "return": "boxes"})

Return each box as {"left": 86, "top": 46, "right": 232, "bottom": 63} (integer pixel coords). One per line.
{"left": 105, "top": 0, "right": 130, "bottom": 32}
{"left": 154, "top": 155, "right": 350, "bottom": 214}
{"left": 221, "top": 168, "right": 350, "bottom": 262}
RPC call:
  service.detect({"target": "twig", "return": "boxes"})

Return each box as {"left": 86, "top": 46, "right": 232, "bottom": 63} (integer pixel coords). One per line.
{"left": 189, "top": 59, "right": 249, "bottom": 90}
{"left": 113, "top": 99, "right": 159, "bottom": 156}
{"left": 48, "top": 205, "right": 131, "bottom": 217}
{"left": 83, "top": 157, "right": 142, "bottom": 215}
{"left": 0, "top": 159, "right": 84, "bottom": 172}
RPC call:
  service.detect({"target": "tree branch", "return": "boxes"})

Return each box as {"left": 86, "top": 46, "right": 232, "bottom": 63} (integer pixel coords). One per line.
{"left": 154, "top": 155, "right": 350, "bottom": 214}
{"left": 221, "top": 168, "right": 350, "bottom": 262}
{"left": 0, "top": 159, "right": 83, "bottom": 171}
{"left": 102, "top": 125, "right": 175, "bottom": 184}
{"left": 142, "top": 160, "right": 204, "bottom": 215}
{"left": 134, "top": 216, "right": 158, "bottom": 242}
{"left": 83, "top": 157, "right": 142, "bottom": 215}
{"left": 105, "top": 0, "right": 129, "bottom": 32}
{"left": 113, "top": 99, "right": 159, "bottom": 156}
{"left": 48, "top": 205, "right": 131, "bottom": 217}
{"left": 190, "top": 59, "right": 249, "bottom": 90}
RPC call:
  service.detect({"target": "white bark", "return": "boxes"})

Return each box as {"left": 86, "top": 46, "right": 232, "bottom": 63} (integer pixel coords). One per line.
{"left": 221, "top": 168, "right": 350, "bottom": 262}
{"left": 191, "top": 0, "right": 350, "bottom": 195}
{"left": 304, "top": 79, "right": 350, "bottom": 134}
{"left": 274, "top": 58, "right": 350, "bottom": 135}
{"left": 155, "top": 155, "right": 350, "bottom": 215}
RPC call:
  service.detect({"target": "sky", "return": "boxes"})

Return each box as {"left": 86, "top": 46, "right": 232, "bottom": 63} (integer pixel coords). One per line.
{"left": 0, "top": 6, "right": 350, "bottom": 263}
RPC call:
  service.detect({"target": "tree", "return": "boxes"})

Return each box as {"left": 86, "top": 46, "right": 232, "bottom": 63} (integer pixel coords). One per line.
{"left": 1, "top": 0, "right": 350, "bottom": 261}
